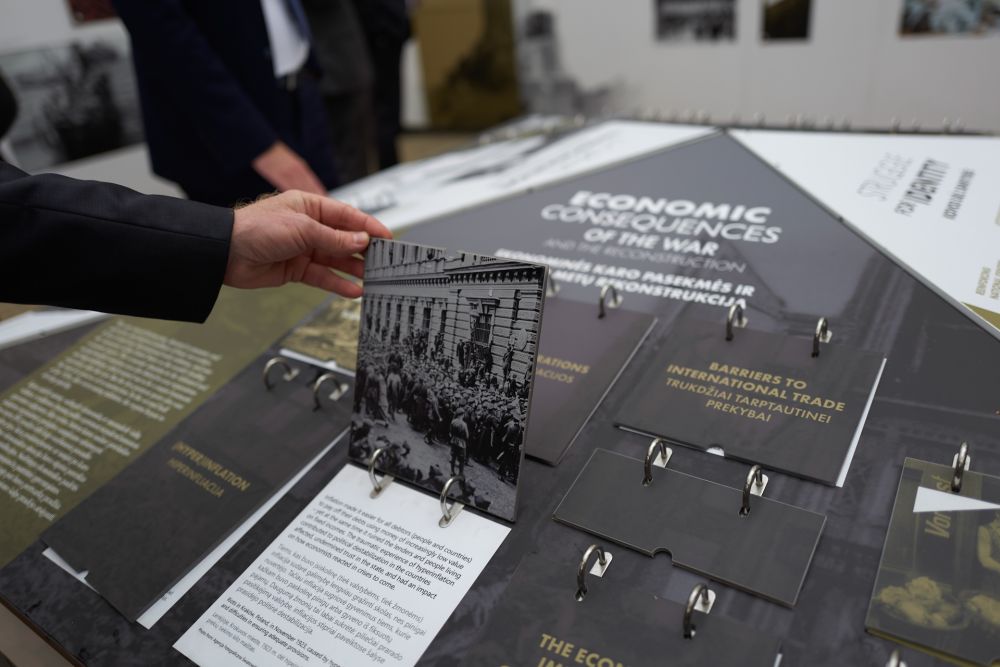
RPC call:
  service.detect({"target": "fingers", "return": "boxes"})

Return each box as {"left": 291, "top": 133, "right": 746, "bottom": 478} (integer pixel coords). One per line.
{"left": 311, "top": 254, "right": 365, "bottom": 280}
{"left": 300, "top": 263, "right": 363, "bottom": 298}
{"left": 297, "top": 191, "right": 392, "bottom": 240}
{"left": 253, "top": 143, "right": 328, "bottom": 195}
{"left": 305, "top": 218, "right": 371, "bottom": 257}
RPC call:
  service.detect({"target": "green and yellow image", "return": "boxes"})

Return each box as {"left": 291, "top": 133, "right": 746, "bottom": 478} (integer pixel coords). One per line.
{"left": 280, "top": 297, "right": 361, "bottom": 372}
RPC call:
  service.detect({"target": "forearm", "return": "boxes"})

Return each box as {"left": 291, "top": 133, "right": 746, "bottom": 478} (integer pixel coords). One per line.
{"left": 0, "top": 162, "right": 232, "bottom": 322}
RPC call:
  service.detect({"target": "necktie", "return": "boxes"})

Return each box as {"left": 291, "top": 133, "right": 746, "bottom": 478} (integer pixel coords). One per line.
{"left": 284, "top": 0, "right": 312, "bottom": 43}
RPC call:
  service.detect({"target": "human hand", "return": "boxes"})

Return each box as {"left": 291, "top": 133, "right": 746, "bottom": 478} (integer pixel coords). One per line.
{"left": 251, "top": 141, "right": 327, "bottom": 195}
{"left": 224, "top": 190, "right": 391, "bottom": 297}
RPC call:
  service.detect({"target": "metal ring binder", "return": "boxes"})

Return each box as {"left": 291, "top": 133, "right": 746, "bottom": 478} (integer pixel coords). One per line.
{"left": 886, "top": 649, "right": 906, "bottom": 667}
{"left": 368, "top": 447, "right": 393, "bottom": 499}
{"left": 740, "top": 465, "right": 765, "bottom": 517}
{"left": 725, "top": 304, "right": 746, "bottom": 341}
{"left": 262, "top": 357, "right": 299, "bottom": 390}
{"left": 439, "top": 476, "right": 466, "bottom": 528}
{"left": 598, "top": 285, "right": 622, "bottom": 319}
{"left": 643, "top": 438, "right": 670, "bottom": 486}
{"left": 575, "top": 544, "right": 609, "bottom": 602}
{"left": 311, "top": 372, "right": 349, "bottom": 410}
{"left": 547, "top": 278, "right": 560, "bottom": 298}
{"left": 952, "top": 442, "right": 970, "bottom": 492}
{"left": 812, "top": 317, "right": 832, "bottom": 357}
{"left": 683, "top": 584, "right": 713, "bottom": 639}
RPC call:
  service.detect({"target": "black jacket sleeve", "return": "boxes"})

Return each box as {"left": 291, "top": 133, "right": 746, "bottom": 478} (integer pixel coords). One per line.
{"left": 0, "top": 161, "right": 233, "bottom": 322}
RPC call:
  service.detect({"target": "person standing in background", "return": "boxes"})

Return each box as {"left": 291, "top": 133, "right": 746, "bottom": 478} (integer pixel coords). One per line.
{"left": 302, "top": 0, "right": 375, "bottom": 184}
{"left": 0, "top": 72, "right": 17, "bottom": 166}
{"left": 112, "top": 0, "right": 339, "bottom": 206}
{"left": 351, "top": 0, "right": 411, "bottom": 170}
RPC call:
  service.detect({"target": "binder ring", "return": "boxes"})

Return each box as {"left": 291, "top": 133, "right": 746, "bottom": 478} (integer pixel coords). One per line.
{"left": 575, "top": 544, "right": 608, "bottom": 602}
{"left": 683, "top": 584, "right": 713, "bottom": 639}
{"left": 725, "top": 304, "right": 746, "bottom": 341}
{"left": 812, "top": 317, "right": 832, "bottom": 357}
{"left": 263, "top": 357, "right": 299, "bottom": 390}
{"left": 643, "top": 438, "right": 670, "bottom": 486}
{"left": 740, "top": 465, "right": 765, "bottom": 517}
{"left": 952, "top": 442, "right": 970, "bottom": 492}
{"left": 547, "top": 278, "right": 560, "bottom": 298}
{"left": 439, "top": 476, "right": 466, "bottom": 528}
{"left": 886, "top": 649, "right": 904, "bottom": 667}
{"left": 368, "top": 447, "right": 391, "bottom": 498}
{"left": 312, "top": 373, "right": 349, "bottom": 410}
{"left": 598, "top": 285, "right": 622, "bottom": 319}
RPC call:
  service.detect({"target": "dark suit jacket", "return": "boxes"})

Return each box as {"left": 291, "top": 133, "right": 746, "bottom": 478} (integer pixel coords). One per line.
{"left": 302, "top": 0, "right": 372, "bottom": 96}
{"left": 0, "top": 72, "right": 16, "bottom": 140}
{"left": 0, "top": 161, "right": 231, "bottom": 322}
{"left": 112, "top": 0, "right": 337, "bottom": 204}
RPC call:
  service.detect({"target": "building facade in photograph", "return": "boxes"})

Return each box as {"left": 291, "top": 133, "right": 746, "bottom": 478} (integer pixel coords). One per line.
{"left": 362, "top": 240, "right": 545, "bottom": 392}
{"left": 352, "top": 239, "right": 546, "bottom": 521}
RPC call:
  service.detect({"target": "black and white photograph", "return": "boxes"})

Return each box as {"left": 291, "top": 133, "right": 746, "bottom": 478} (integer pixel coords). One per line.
{"left": 900, "top": 0, "right": 1000, "bottom": 36}
{"left": 0, "top": 35, "right": 142, "bottom": 171}
{"left": 655, "top": 0, "right": 737, "bottom": 41}
{"left": 348, "top": 239, "right": 546, "bottom": 522}
{"left": 517, "top": 10, "right": 620, "bottom": 116}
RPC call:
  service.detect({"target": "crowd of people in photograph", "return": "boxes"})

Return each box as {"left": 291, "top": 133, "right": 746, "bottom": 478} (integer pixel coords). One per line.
{"left": 350, "top": 327, "right": 531, "bottom": 491}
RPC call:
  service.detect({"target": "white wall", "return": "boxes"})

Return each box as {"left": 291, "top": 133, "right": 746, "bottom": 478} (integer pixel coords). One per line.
{"left": 3, "top": 0, "right": 996, "bottom": 141}
{"left": 0, "top": 0, "right": 126, "bottom": 56}
{"left": 0, "top": 0, "right": 185, "bottom": 194}
{"left": 515, "top": 0, "right": 1000, "bottom": 133}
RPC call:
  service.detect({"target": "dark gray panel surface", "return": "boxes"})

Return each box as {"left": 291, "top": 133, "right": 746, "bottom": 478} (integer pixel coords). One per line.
{"left": 42, "top": 356, "right": 354, "bottom": 622}
{"left": 457, "top": 550, "right": 782, "bottom": 666}
{"left": 554, "top": 448, "right": 825, "bottom": 606}
{"left": 3, "top": 131, "right": 1000, "bottom": 666}
{"left": 528, "top": 298, "right": 656, "bottom": 464}
{"left": 616, "top": 318, "right": 884, "bottom": 484}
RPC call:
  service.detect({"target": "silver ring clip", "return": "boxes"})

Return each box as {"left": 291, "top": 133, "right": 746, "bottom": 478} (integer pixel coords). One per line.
{"left": 439, "top": 476, "right": 466, "bottom": 528}
{"left": 683, "top": 583, "right": 716, "bottom": 639}
{"left": 368, "top": 447, "right": 393, "bottom": 499}
{"left": 812, "top": 317, "right": 832, "bottom": 357}
{"left": 725, "top": 304, "right": 747, "bottom": 341}
{"left": 952, "top": 442, "right": 971, "bottom": 493}
{"left": 312, "top": 372, "right": 349, "bottom": 410}
{"left": 575, "top": 544, "right": 612, "bottom": 602}
{"left": 642, "top": 438, "right": 672, "bottom": 486}
{"left": 740, "top": 464, "right": 768, "bottom": 517}
{"left": 263, "top": 357, "right": 299, "bottom": 390}
{"left": 598, "top": 285, "right": 622, "bottom": 319}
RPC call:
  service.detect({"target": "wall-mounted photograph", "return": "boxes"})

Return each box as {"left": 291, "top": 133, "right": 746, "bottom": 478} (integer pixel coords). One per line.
{"left": 0, "top": 35, "right": 143, "bottom": 170}
{"left": 900, "top": 0, "right": 1000, "bottom": 36}
{"left": 655, "top": 0, "right": 737, "bottom": 41}
{"left": 763, "top": 0, "right": 812, "bottom": 40}
{"left": 517, "top": 9, "right": 620, "bottom": 116}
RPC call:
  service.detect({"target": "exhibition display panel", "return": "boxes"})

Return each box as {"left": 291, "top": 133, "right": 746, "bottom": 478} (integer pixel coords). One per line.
{"left": 2, "top": 119, "right": 1000, "bottom": 666}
